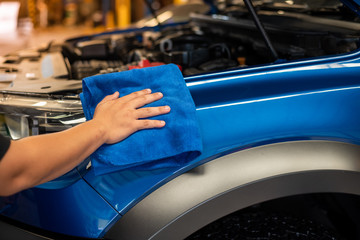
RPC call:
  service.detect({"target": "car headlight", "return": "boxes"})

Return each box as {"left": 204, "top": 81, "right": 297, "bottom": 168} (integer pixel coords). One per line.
{"left": 0, "top": 93, "right": 84, "bottom": 140}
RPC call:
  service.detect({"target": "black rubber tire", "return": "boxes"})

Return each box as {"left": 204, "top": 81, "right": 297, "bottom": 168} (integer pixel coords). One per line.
{"left": 186, "top": 211, "right": 342, "bottom": 240}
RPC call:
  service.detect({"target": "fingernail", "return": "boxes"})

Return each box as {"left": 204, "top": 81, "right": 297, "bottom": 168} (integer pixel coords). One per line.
{"left": 164, "top": 106, "right": 170, "bottom": 111}
{"left": 157, "top": 92, "right": 163, "bottom": 97}
{"left": 160, "top": 120, "right": 166, "bottom": 126}
{"left": 145, "top": 89, "right": 151, "bottom": 93}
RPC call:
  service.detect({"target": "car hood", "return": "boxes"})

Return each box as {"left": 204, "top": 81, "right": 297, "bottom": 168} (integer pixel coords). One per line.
{"left": 204, "top": 0, "right": 360, "bottom": 17}
{"left": 338, "top": 0, "right": 360, "bottom": 15}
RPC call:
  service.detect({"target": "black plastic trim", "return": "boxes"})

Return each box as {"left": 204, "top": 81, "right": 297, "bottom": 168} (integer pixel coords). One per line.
{"left": 0, "top": 215, "right": 100, "bottom": 240}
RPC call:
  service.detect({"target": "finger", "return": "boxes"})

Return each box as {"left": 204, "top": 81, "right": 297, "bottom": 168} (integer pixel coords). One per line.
{"left": 130, "top": 92, "right": 164, "bottom": 109}
{"left": 135, "top": 119, "right": 166, "bottom": 130}
{"left": 119, "top": 89, "right": 152, "bottom": 103}
{"left": 136, "top": 106, "right": 171, "bottom": 119}
{"left": 99, "top": 91, "right": 119, "bottom": 104}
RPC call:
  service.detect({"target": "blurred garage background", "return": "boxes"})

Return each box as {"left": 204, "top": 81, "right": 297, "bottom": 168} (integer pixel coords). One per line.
{"left": 0, "top": 0, "right": 188, "bottom": 55}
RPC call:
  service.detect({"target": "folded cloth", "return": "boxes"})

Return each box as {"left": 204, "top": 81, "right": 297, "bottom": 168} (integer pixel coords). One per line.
{"left": 80, "top": 64, "right": 202, "bottom": 175}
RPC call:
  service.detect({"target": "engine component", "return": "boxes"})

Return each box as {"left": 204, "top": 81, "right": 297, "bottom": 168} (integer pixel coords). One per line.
{"left": 71, "top": 60, "right": 123, "bottom": 79}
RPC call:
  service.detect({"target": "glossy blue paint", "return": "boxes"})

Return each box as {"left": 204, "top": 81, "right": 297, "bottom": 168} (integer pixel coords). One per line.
{"left": 35, "top": 167, "right": 81, "bottom": 189}
{"left": 2, "top": 50, "right": 360, "bottom": 238}
{"left": 342, "top": 0, "right": 360, "bottom": 15}
{"left": 83, "top": 51, "right": 360, "bottom": 218}
{"left": 0, "top": 178, "right": 119, "bottom": 238}
{"left": 3, "top": 14, "right": 360, "bottom": 239}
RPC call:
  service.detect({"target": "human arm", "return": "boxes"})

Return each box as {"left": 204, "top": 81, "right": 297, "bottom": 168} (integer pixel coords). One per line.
{"left": 0, "top": 89, "right": 170, "bottom": 196}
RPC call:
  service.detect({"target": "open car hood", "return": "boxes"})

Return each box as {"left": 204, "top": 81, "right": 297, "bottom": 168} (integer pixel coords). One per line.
{"left": 204, "top": 0, "right": 360, "bottom": 16}
{"left": 340, "top": 0, "right": 360, "bottom": 15}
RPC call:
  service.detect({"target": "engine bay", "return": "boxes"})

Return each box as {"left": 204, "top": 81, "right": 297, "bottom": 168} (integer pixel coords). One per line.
{"left": 60, "top": 3, "right": 360, "bottom": 80}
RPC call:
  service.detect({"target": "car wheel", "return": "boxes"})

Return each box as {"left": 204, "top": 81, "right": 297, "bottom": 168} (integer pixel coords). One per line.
{"left": 185, "top": 211, "right": 342, "bottom": 240}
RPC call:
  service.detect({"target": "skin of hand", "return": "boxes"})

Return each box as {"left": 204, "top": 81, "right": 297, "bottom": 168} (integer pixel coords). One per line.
{"left": 0, "top": 89, "right": 170, "bottom": 197}
{"left": 94, "top": 89, "right": 170, "bottom": 144}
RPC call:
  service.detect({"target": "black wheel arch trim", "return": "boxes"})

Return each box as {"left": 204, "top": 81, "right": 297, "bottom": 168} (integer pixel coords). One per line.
{"left": 105, "top": 140, "right": 360, "bottom": 240}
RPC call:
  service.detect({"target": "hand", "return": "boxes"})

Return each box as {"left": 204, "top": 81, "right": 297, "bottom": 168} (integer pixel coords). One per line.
{"left": 92, "top": 89, "right": 171, "bottom": 144}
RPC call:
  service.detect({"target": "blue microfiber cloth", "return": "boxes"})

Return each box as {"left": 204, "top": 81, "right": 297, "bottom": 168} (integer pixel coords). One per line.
{"left": 80, "top": 64, "right": 202, "bottom": 175}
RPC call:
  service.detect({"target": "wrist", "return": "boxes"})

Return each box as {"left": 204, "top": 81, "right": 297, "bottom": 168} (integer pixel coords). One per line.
{"left": 86, "top": 119, "right": 108, "bottom": 146}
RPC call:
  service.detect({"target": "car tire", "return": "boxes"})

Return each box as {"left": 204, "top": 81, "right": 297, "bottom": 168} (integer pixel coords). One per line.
{"left": 185, "top": 210, "right": 342, "bottom": 240}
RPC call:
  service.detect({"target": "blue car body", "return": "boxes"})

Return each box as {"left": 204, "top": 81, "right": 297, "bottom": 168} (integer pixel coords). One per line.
{"left": 1, "top": 1, "right": 360, "bottom": 239}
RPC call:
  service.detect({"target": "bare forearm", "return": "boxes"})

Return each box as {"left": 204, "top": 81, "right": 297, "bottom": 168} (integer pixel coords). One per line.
{"left": 0, "top": 120, "right": 105, "bottom": 195}
{"left": 0, "top": 89, "right": 169, "bottom": 196}
{"left": 22, "top": 120, "right": 105, "bottom": 183}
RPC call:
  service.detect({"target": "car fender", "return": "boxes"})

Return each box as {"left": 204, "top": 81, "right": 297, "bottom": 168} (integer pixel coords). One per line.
{"left": 105, "top": 140, "right": 360, "bottom": 240}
